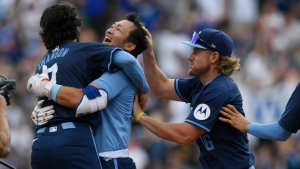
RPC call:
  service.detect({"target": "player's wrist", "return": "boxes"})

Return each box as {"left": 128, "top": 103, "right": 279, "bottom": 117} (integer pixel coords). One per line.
{"left": 246, "top": 123, "right": 253, "bottom": 133}
{"left": 135, "top": 111, "right": 146, "bottom": 123}
{"left": 43, "top": 81, "right": 54, "bottom": 98}
{"left": 50, "top": 84, "right": 62, "bottom": 101}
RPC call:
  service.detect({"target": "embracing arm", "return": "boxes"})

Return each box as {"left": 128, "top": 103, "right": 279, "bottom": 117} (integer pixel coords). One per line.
{"left": 27, "top": 63, "right": 148, "bottom": 112}
{"left": 27, "top": 68, "right": 130, "bottom": 116}
{"left": 51, "top": 83, "right": 108, "bottom": 117}
{"left": 140, "top": 117, "right": 204, "bottom": 146}
{"left": 0, "top": 96, "right": 10, "bottom": 158}
{"left": 133, "top": 94, "right": 204, "bottom": 146}
{"left": 55, "top": 71, "right": 131, "bottom": 116}
{"left": 112, "top": 50, "right": 149, "bottom": 94}
{"left": 54, "top": 85, "right": 83, "bottom": 109}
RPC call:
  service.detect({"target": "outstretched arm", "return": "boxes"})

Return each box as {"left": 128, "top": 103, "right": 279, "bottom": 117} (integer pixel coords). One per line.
{"left": 132, "top": 93, "right": 204, "bottom": 146}
{"left": 0, "top": 96, "right": 10, "bottom": 158}
{"left": 219, "top": 104, "right": 292, "bottom": 141}
{"left": 247, "top": 122, "right": 291, "bottom": 141}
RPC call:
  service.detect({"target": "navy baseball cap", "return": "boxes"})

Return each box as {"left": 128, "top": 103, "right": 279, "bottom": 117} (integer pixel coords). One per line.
{"left": 182, "top": 28, "right": 233, "bottom": 56}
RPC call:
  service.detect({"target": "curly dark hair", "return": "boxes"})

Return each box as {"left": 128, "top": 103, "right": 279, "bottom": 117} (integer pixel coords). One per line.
{"left": 39, "top": 2, "right": 82, "bottom": 50}
{"left": 125, "top": 12, "right": 148, "bottom": 58}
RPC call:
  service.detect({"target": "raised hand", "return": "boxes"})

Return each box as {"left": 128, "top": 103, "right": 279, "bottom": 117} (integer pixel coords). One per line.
{"left": 141, "top": 26, "right": 154, "bottom": 57}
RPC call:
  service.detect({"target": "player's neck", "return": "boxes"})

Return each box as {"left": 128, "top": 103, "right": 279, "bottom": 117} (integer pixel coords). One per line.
{"left": 199, "top": 69, "right": 221, "bottom": 85}
{"left": 65, "top": 39, "right": 77, "bottom": 43}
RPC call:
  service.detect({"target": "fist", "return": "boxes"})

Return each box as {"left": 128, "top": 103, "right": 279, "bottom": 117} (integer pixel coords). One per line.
{"left": 27, "top": 65, "right": 53, "bottom": 97}
{"left": 27, "top": 75, "right": 53, "bottom": 97}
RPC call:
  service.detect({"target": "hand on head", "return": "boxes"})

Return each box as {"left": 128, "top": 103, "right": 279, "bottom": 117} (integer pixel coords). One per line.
{"left": 141, "top": 26, "right": 154, "bottom": 56}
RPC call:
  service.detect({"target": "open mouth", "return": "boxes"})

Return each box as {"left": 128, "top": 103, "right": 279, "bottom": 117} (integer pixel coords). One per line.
{"left": 103, "top": 36, "right": 112, "bottom": 43}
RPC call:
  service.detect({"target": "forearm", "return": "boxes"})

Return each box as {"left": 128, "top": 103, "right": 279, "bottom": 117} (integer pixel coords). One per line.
{"left": 48, "top": 84, "right": 107, "bottom": 117}
{"left": 142, "top": 51, "right": 171, "bottom": 98}
{"left": 247, "top": 122, "right": 292, "bottom": 141}
{"left": 139, "top": 115, "right": 188, "bottom": 146}
{"left": 0, "top": 112, "right": 10, "bottom": 157}
{"left": 56, "top": 86, "right": 83, "bottom": 109}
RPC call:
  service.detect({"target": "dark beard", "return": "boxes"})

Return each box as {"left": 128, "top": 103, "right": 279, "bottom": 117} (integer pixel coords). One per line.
{"left": 188, "top": 62, "right": 210, "bottom": 76}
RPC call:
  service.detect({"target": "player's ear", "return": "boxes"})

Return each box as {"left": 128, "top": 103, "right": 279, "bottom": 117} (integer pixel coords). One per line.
{"left": 211, "top": 51, "right": 219, "bottom": 64}
{"left": 124, "top": 42, "right": 136, "bottom": 52}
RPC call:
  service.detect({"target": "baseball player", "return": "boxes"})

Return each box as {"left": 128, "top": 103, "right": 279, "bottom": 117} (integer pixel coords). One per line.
{"left": 28, "top": 3, "right": 148, "bottom": 169}
{"left": 28, "top": 10, "right": 148, "bottom": 169}
{"left": 219, "top": 82, "right": 300, "bottom": 141}
{"left": 131, "top": 27, "right": 256, "bottom": 169}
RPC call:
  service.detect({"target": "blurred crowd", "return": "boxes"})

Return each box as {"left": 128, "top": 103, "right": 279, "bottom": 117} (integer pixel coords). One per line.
{"left": 0, "top": 0, "right": 300, "bottom": 168}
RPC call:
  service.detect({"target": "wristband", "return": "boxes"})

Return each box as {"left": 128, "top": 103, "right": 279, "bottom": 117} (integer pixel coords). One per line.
{"left": 50, "top": 84, "right": 62, "bottom": 101}
{"left": 135, "top": 112, "right": 146, "bottom": 123}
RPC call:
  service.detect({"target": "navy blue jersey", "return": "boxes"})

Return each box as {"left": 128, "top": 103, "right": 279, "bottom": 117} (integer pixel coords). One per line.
{"left": 279, "top": 82, "right": 300, "bottom": 133}
{"left": 35, "top": 42, "right": 120, "bottom": 131}
{"left": 175, "top": 74, "right": 254, "bottom": 169}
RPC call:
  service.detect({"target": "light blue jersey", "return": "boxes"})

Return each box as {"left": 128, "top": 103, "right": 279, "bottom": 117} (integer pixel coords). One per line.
{"left": 93, "top": 70, "right": 134, "bottom": 158}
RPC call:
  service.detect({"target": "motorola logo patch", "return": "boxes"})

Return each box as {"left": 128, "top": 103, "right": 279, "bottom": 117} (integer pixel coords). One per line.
{"left": 193, "top": 104, "right": 211, "bottom": 120}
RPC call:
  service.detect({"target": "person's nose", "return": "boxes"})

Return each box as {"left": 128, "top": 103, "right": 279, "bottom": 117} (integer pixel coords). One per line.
{"left": 188, "top": 54, "right": 193, "bottom": 61}
{"left": 106, "top": 28, "right": 113, "bottom": 35}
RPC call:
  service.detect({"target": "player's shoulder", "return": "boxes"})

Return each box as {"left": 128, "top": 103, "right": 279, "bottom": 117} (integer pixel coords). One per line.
{"left": 215, "top": 74, "right": 237, "bottom": 86}
{"left": 177, "top": 77, "right": 202, "bottom": 89}
{"left": 60, "top": 42, "right": 101, "bottom": 50}
{"left": 295, "top": 82, "right": 300, "bottom": 91}
{"left": 185, "top": 77, "right": 202, "bottom": 85}
{"left": 208, "top": 74, "right": 237, "bottom": 92}
{"left": 82, "top": 42, "right": 121, "bottom": 51}
{"left": 80, "top": 41, "right": 105, "bottom": 47}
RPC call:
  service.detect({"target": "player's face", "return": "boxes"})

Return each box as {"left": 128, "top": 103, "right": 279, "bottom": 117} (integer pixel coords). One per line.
{"left": 187, "top": 48, "right": 211, "bottom": 76}
{"left": 103, "top": 20, "right": 135, "bottom": 50}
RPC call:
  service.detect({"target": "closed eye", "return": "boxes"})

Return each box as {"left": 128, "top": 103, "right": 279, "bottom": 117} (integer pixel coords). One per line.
{"left": 193, "top": 51, "right": 200, "bottom": 55}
